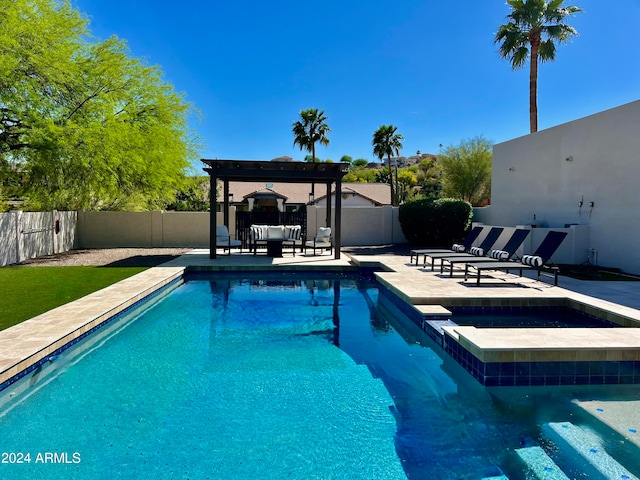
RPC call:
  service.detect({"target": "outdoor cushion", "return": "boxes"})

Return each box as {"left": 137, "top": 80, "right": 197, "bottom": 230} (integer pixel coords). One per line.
{"left": 285, "top": 225, "right": 302, "bottom": 240}
{"left": 216, "top": 225, "right": 230, "bottom": 239}
{"left": 317, "top": 227, "right": 331, "bottom": 239}
{"left": 452, "top": 243, "right": 466, "bottom": 252}
{"left": 267, "top": 225, "right": 285, "bottom": 239}
{"left": 522, "top": 255, "right": 543, "bottom": 267}
{"left": 489, "top": 249, "right": 509, "bottom": 261}
{"left": 469, "top": 247, "right": 484, "bottom": 257}
{"left": 250, "top": 225, "right": 267, "bottom": 241}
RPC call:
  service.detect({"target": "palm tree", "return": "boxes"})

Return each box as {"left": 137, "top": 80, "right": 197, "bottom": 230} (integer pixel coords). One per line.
{"left": 372, "top": 125, "right": 403, "bottom": 206}
{"left": 495, "top": 0, "right": 581, "bottom": 133}
{"left": 292, "top": 108, "right": 331, "bottom": 163}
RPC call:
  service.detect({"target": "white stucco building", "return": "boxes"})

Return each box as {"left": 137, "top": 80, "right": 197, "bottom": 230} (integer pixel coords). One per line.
{"left": 484, "top": 100, "right": 640, "bottom": 275}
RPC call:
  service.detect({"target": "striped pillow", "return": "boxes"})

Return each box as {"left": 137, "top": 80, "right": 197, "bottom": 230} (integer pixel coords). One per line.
{"left": 250, "top": 225, "right": 265, "bottom": 241}
{"left": 489, "top": 249, "right": 509, "bottom": 261}
{"left": 522, "top": 255, "right": 543, "bottom": 267}
{"left": 469, "top": 247, "right": 484, "bottom": 257}
{"left": 451, "top": 243, "right": 466, "bottom": 252}
{"left": 286, "top": 225, "right": 302, "bottom": 240}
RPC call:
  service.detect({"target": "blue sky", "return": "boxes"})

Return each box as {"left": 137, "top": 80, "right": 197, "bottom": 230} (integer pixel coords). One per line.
{"left": 72, "top": 0, "right": 639, "bottom": 166}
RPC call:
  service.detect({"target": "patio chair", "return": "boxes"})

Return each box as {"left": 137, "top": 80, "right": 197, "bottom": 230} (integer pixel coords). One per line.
{"left": 439, "top": 229, "right": 530, "bottom": 277}
{"left": 422, "top": 227, "right": 504, "bottom": 271}
{"left": 305, "top": 227, "right": 332, "bottom": 255}
{"left": 216, "top": 225, "right": 242, "bottom": 255}
{"left": 409, "top": 226, "right": 484, "bottom": 265}
{"left": 464, "top": 230, "right": 569, "bottom": 285}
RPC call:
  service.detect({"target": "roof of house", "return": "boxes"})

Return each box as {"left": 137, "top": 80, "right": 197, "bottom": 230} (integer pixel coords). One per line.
{"left": 313, "top": 184, "right": 391, "bottom": 206}
{"left": 219, "top": 182, "right": 391, "bottom": 205}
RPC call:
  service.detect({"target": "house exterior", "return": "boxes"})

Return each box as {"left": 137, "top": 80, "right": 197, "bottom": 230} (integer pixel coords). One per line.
{"left": 484, "top": 99, "right": 640, "bottom": 275}
{"left": 218, "top": 182, "right": 391, "bottom": 211}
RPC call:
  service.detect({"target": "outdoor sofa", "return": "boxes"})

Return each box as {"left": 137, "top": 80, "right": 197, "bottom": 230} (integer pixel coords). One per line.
{"left": 249, "top": 224, "right": 303, "bottom": 256}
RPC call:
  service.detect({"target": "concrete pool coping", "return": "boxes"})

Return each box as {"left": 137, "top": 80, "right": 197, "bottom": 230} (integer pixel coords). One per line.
{"left": 3, "top": 247, "right": 640, "bottom": 390}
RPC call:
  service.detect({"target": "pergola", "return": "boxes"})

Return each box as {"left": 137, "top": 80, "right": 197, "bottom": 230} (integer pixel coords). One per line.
{"left": 202, "top": 159, "right": 350, "bottom": 259}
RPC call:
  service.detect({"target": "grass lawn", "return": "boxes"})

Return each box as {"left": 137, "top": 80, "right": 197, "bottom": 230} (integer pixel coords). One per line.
{"left": 0, "top": 266, "right": 147, "bottom": 331}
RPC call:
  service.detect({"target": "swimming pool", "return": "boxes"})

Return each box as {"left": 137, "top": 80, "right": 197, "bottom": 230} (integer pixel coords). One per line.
{"left": 1, "top": 273, "right": 640, "bottom": 479}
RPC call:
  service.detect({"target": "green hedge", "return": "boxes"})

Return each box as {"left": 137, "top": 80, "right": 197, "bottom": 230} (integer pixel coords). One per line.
{"left": 399, "top": 198, "right": 473, "bottom": 247}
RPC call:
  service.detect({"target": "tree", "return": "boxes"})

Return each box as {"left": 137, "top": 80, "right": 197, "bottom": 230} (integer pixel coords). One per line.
{"left": 495, "top": 0, "right": 582, "bottom": 133}
{"left": 292, "top": 108, "right": 331, "bottom": 163}
{"left": 346, "top": 164, "right": 377, "bottom": 183}
{"left": 416, "top": 157, "right": 443, "bottom": 200}
{"left": 439, "top": 136, "right": 493, "bottom": 206}
{"left": 372, "top": 125, "right": 403, "bottom": 206}
{"left": 166, "top": 176, "right": 210, "bottom": 211}
{"left": 0, "top": 0, "right": 199, "bottom": 210}
{"left": 340, "top": 155, "right": 353, "bottom": 164}
{"left": 353, "top": 158, "right": 368, "bottom": 167}
{"left": 396, "top": 170, "right": 417, "bottom": 204}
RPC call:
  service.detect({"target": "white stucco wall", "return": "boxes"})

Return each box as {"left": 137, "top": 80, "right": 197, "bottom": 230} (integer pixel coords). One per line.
{"left": 489, "top": 100, "right": 640, "bottom": 274}
{"left": 307, "top": 206, "right": 406, "bottom": 246}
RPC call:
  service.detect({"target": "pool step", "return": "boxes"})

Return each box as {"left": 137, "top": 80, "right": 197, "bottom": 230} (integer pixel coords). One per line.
{"left": 542, "top": 421, "right": 639, "bottom": 480}
{"left": 515, "top": 446, "right": 569, "bottom": 479}
{"left": 412, "top": 305, "right": 454, "bottom": 344}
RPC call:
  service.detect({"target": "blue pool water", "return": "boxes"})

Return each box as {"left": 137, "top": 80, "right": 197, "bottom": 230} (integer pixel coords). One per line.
{"left": 1, "top": 273, "right": 640, "bottom": 479}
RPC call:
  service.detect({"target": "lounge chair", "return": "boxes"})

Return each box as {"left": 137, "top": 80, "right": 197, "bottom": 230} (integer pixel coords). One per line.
{"left": 464, "top": 230, "right": 569, "bottom": 285}
{"left": 305, "top": 227, "right": 332, "bottom": 255}
{"left": 409, "top": 226, "right": 483, "bottom": 265}
{"left": 439, "top": 229, "right": 530, "bottom": 277}
{"left": 423, "top": 227, "right": 504, "bottom": 271}
{"left": 216, "top": 225, "right": 242, "bottom": 254}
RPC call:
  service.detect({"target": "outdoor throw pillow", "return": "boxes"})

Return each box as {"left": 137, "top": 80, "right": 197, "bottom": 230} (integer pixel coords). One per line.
{"left": 267, "top": 225, "right": 285, "bottom": 239}
{"left": 317, "top": 227, "right": 331, "bottom": 239}
{"left": 489, "top": 249, "right": 509, "bottom": 261}
{"left": 522, "top": 255, "right": 543, "bottom": 267}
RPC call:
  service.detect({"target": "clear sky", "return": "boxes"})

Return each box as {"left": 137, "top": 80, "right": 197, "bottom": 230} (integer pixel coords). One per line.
{"left": 72, "top": 0, "right": 639, "bottom": 167}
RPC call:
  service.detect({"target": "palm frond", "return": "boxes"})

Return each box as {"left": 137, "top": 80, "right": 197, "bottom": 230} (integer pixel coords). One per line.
{"left": 512, "top": 46, "right": 530, "bottom": 69}
{"left": 538, "top": 39, "right": 557, "bottom": 62}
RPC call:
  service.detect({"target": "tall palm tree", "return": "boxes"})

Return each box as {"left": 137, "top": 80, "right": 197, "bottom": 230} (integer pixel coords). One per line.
{"left": 292, "top": 108, "right": 330, "bottom": 199}
{"left": 292, "top": 108, "right": 331, "bottom": 164}
{"left": 372, "top": 124, "right": 403, "bottom": 206}
{"left": 495, "top": 0, "right": 581, "bottom": 133}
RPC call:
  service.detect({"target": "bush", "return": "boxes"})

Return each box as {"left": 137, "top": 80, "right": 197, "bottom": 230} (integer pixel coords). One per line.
{"left": 399, "top": 198, "right": 473, "bottom": 247}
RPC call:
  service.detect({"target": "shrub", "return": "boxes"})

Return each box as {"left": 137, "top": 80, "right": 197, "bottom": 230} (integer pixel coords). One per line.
{"left": 399, "top": 198, "right": 473, "bottom": 246}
